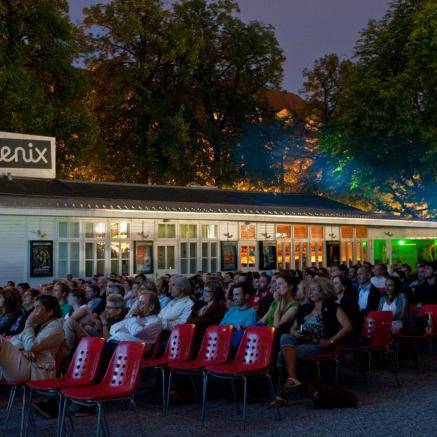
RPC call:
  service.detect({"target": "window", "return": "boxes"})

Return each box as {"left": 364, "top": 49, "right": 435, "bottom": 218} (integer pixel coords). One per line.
{"left": 58, "top": 242, "right": 79, "bottom": 277}
{"left": 157, "top": 245, "right": 175, "bottom": 270}
{"left": 158, "top": 224, "right": 176, "bottom": 238}
{"left": 240, "top": 245, "right": 255, "bottom": 268}
{"left": 58, "top": 222, "right": 79, "bottom": 239}
{"left": 110, "top": 242, "right": 130, "bottom": 275}
{"left": 85, "top": 222, "right": 106, "bottom": 239}
{"left": 180, "top": 224, "right": 197, "bottom": 239}
{"left": 276, "top": 224, "right": 292, "bottom": 239}
{"left": 356, "top": 226, "right": 368, "bottom": 238}
{"left": 310, "top": 241, "right": 323, "bottom": 266}
{"left": 240, "top": 224, "right": 255, "bottom": 240}
{"left": 202, "top": 242, "right": 218, "bottom": 272}
{"left": 110, "top": 222, "right": 129, "bottom": 239}
{"left": 341, "top": 226, "right": 353, "bottom": 239}
{"left": 85, "top": 242, "right": 106, "bottom": 277}
{"left": 181, "top": 242, "right": 197, "bottom": 274}
{"left": 201, "top": 224, "right": 218, "bottom": 239}
{"left": 310, "top": 225, "right": 323, "bottom": 239}
{"left": 294, "top": 224, "right": 308, "bottom": 239}
{"left": 341, "top": 241, "right": 353, "bottom": 264}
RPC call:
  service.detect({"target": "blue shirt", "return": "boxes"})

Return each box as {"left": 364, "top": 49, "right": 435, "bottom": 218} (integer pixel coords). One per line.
{"left": 220, "top": 306, "right": 257, "bottom": 329}
{"left": 358, "top": 282, "right": 372, "bottom": 311}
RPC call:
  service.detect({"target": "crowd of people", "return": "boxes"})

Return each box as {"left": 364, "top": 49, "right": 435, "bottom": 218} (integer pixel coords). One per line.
{"left": 0, "top": 259, "right": 436, "bottom": 415}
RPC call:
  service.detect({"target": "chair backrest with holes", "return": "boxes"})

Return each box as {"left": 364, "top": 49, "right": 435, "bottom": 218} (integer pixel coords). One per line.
{"left": 363, "top": 311, "right": 393, "bottom": 348}
{"left": 420, "top": 304, "right": 437, "bottom": 336}
{"left": 63, "top": 337, "right": 105, "bottom": 385}
{"left": 163, "top": 324, "right": 196, "bottom": 362}
{"left": 233, "top": 326, "right": 275, "bottom": 371}
{"left": 197, "top": 325, "right": 233, "bottom": 366}
{"left": 101, "top": 341, "right": 146, "bottom": 394}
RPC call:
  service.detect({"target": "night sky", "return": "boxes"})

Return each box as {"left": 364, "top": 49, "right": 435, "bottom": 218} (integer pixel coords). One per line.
{"left": 69, "top": 0, "right": 390, "bottom": 94}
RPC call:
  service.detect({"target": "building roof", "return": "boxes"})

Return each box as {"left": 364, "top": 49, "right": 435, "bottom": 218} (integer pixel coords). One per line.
{"left": 0, "top": 176, "right": 403, "bottom": 220}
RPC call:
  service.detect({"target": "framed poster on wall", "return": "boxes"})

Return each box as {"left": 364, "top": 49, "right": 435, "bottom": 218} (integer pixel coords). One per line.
{"left": 30, "top": 240, "right": 53, "bottom": 277}
{"left": 134, "top": 241, "right": 154, "bottom": 274}
{"left": 259, "top": 242, "right": 277, "bottom": 270}
{"left": 221, "top": 242, "right": 237, "bottom": 271}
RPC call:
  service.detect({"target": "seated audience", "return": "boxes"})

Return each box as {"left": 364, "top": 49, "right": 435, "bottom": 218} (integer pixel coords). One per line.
{"left": 332, "top": 275, "right": 362, "bottom": 338}
{"left": 220, "top": 282, "right": 257, "bottom": 328}
{"left": 0, "top": 288, "right": 21, "bottom": 335}
{"left": 99, "top": 294, "right": 127, "bottom": 339}
{"left": 378, "top": 276, "right": 407, "bottom": 333}
{"left": 356, "top": 266, "right": 380, "bottom": 315}
{"left": 156, "top": 276, "right": 171, "bottom": 309}
{"left": 252, "top": 274, "right": 273, "bottom": 318}
{"left": 52, "top": 282, "right": 73, "bottom": 317}
{"left": 371, "top": 263, "right": 388, "bottom": 293}
{"left": 0, "top": 295, "right": 64, "bottom": 383}
{"left": 108, "top": 292, "right": 162, "bottom": 349}
{"left": 158, "top": 275, "right": 194, "bottom": 331}
{"left": 412, "top": 262, "right": 437, "bottom": 306}
{"left": 64, "top": 289, "right": 102, "bottom": 353}
{"left": 260, "top": 273, "right": 299, "bottom": 333}
{"left": 188, "top": 279, "right": 225, "bottom": 339}
{"left": 274, "top": 278, "right": 352, "bottom": 405}
{"left": 84, "top": 284, "right": 105, "bottom": 314}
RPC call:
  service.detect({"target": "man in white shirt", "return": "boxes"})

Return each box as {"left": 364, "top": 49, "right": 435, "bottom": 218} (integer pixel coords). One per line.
{"left": 158, "top": 275, "right": 193, "bottom": 331}
{"left": 357, "top": 266, "right": 380, "bottom": 315}
{"left": 371, "top": 263, "right": 388, "bottom": 293}
{"left": 109, "top": 292, "right": 162, "bottom": 348}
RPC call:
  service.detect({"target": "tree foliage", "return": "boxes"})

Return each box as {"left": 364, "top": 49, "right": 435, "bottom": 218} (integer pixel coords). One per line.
{"left": 0, "top": 0, "right": 99, "bottom": 176}
{"left": 303, "top": 0, "right": 437, "bottom": 217}
{"left": 83, "top": 0, "right": 285, "bottom": 186}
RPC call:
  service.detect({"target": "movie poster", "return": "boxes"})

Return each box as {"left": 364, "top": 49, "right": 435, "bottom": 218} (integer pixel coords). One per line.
{"left": 134, "top": 242, "right": 154, "bottom": 274}
{"left": 259, "top": 242, "right": 277, "bottom": 270}
{"left": 221, "top": 242, "right": 237, "bottom": 271}
{"left": 30, "top": 241, "right": 53, "bottom": 277}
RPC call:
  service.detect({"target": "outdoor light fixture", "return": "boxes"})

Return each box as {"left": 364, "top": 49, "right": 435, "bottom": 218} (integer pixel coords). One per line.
{"left": 223, "top": 232, "right": 233, "bottom": 239}
{"left": 137, "top": 221, "right": 149, "bottom": 239}
{"left": 261, "top": 232, "right": 272, "bottom": 239}
{"left": 384, "top": 231, "right": 394, "bottom": 237}
{"left": 34, "top": 229, "right": 47, "bottom": 238}
{"left": 328, "top": 232, "right": 337, "bottom": 239}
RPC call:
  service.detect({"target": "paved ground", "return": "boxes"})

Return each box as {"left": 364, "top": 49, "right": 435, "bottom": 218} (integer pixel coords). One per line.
{"left": 1, "top": 362, "right": 436, "bottom": 437}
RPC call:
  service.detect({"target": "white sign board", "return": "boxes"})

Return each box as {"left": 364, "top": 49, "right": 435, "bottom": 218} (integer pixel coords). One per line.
{"left": 0, "top": 131, "right": 56, "bottom": 179}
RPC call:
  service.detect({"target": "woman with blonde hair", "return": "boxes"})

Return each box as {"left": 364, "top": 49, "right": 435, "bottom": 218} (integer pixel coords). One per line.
{"left": 272, "top": 277, "right": 352, "bottom": 406}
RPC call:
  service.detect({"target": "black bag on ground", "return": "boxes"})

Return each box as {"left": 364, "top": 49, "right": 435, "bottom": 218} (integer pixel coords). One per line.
{"left": 308, "top": 379, "right": 358, "bottom": 409}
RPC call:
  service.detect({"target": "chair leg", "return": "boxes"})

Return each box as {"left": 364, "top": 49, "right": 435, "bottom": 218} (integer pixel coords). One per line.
{"left": 265, "top": 373, "right": 281, "bottom": 421}
{"left": 190, "top": 373, "right": 200, "bottom": 402}
{"left": 100, "top": 405, "right": 110, "bottom": 437}
{"left": 388, "top": 352, "right": 401, "bottom": 388}
{"left": 165, "top": 369, "right": 172, "bottom": 416}
{"left": 428, "top": 338, "right": 432, "bottom": 376}
{"left": 201, "top": 372, "right": 208, "bottom": 424}
{"left": 230, "top": 379, "right": 241, "bottom": 413}
{"left": 129, "top": 398, "right": 145, "bottom": 437}
{"left": 242, "top": 376, "right": 248, "bottom": 426}
{"left": 58, "top": 397, "right": 68, "bottom": 437}
{"left": 19, "top": 386, "right": 27, "bottom": 437}
{"left": 160, "top": 368, "right": 167, "bottom": 415}
{"left": 334, "top": 359, "right": 340, "bottom": 385}
{"left": 21, "top": 387, "right": 33, "bottom": 437}
{"left": 4, "top": 385, "right": 17, "bottom": 420}
{"left": 96, "top": 402, "right": 103, "bottom": 437}
{"left": 56, "top": 394, "right": 64, "bottom": 437}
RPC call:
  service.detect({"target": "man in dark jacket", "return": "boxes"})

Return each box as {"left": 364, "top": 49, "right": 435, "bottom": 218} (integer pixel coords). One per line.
{"left": 356, "top": 266, "right": 380, "bottom": 316}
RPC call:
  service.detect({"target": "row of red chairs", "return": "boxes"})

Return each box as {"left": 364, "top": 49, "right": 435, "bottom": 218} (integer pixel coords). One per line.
{"left": 6, "top": 307, "right": 437, "bottom": 436}
{"left": 12, "top": 324, "right": 276, "bottom": 436}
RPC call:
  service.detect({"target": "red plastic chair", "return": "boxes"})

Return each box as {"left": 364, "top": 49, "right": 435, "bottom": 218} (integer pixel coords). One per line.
{"left": 303, "top": 343, "right": 342, "bottom": 384}
{"left": 202, "top": 326, "right": 276, "bottom": 424}
{"left": 22, "top": 337, "right": 105, "bottom": 437}
{"left": 141, "top": 324, "right": 196, "bottom": 414}
{"left": 166, "top": 325, "right": 233, "bottom": 413}
{"left": 59, "top": 341, "right": 146, "bottom": 437}
{"left": 342, "top": 311, "right": 400, "bottom": 388}
{"left": 395, "top": 304, "right": 437, "bottom": 372}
